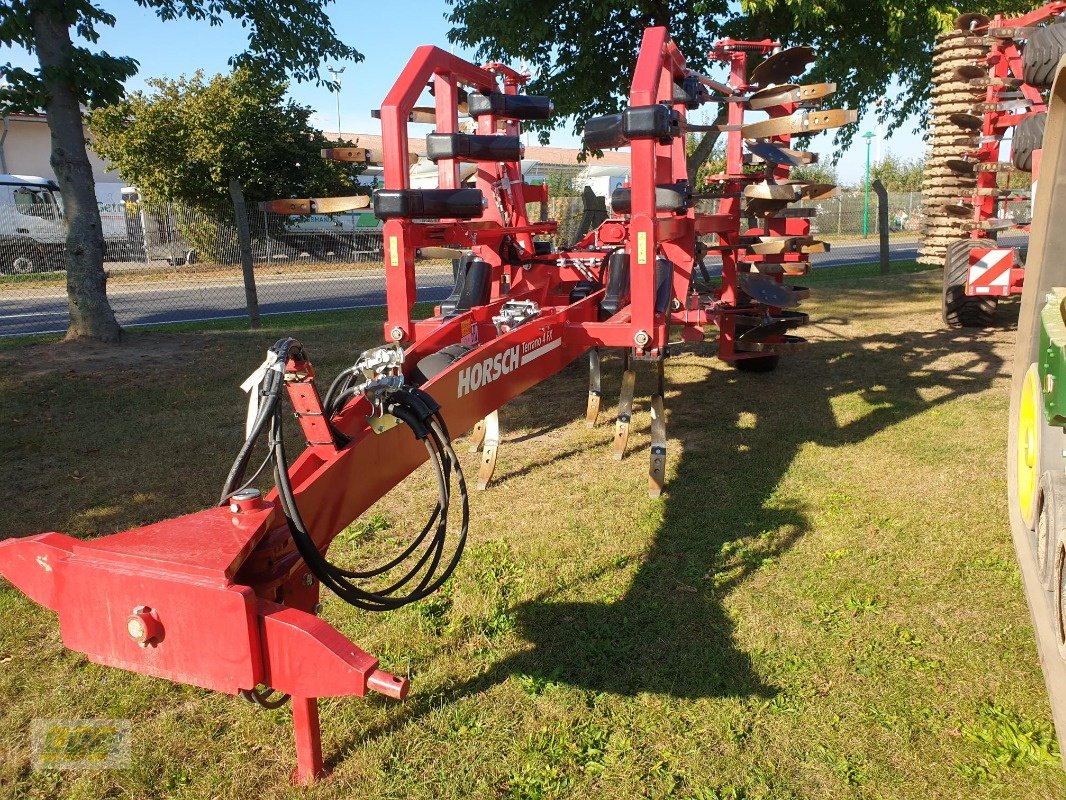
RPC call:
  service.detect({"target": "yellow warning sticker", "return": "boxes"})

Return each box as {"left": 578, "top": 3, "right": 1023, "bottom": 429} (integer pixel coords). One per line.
{"left": 389, "top": 236, "right": 399, "bottom": 267}
{"left": 637, "top": 231, "right": 648, "bottom": 265}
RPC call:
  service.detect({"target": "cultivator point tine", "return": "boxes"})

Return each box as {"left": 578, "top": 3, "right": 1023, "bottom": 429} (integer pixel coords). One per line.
{"left": 739, "top": 108, "right": 856, "bottom": 139}
{"left": 476, "top": 411, "right": 500, "bottom": 491}
{"left": 321, "top": 147, "right": 419, "bottom": 167}
{"left": 586, "top": 349, "right": 602, "bottom": 428}
{"left": 795, "top": 182, "right": 840, "bottom": 201}
{"left": 469, "top": 418, "right": 487, "bottom": 453}
{"left": 648, "top": 362, "right": 666, "bottom": 498}
{"left": 417, "top": 246, "right": 470, "bottom": 260}
{"left": 613, "top": 353, "right": 637, "bottom": 461}
{"left": 258, "top": 195, "right": 371, "bottom": 215}
{"left": 747, "top": 81, "right": 836, "bottom": 110}
{"left": 743, "top": 182, "right": 803, "bottom": 201}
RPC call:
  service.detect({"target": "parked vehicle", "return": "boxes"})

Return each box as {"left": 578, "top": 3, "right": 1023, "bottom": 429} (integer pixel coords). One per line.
{"left": 0, "top": 174, "right": 129, "bottom": 274}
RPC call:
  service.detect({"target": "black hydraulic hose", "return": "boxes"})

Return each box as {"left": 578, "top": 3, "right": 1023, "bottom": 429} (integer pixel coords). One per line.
{"left": 272, "top": 402, "right": 469, "bottom": 611}
{"left": 219, "top": 337, "right": 470, "bottom": 612}
{"left": 218, "top": 338, "right": 297, "bottom": 504}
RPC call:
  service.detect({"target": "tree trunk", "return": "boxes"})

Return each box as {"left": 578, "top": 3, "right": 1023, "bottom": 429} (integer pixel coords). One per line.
{"left": 686, "top": 107, "right": 730, "bottom": 185}
{"left": 29, "top": 1, "right": 122, "bottom": 342}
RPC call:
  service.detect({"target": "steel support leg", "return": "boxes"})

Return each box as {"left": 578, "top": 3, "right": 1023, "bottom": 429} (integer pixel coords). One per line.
{"left": 586, "top": 348, "right": 602, "bottom": 428}
{"left": 291, "top": 696, "right": 326, "bottom": 785}
{"left": 613, "top": 351, "right": 636, "bottom": 460}
{"left": 648, "top": 360, "right": 666, "bottom": 498}
{"left": 476, "top": 410, "right": 500, "bottom": 490}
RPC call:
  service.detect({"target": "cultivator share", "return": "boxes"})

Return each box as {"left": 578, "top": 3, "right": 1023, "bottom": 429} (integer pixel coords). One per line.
{"left": 0, "top": 28, "right": 854, "bottom": 783}
{"left": 920, "top": 5, "right": 1066, "bottom": 327}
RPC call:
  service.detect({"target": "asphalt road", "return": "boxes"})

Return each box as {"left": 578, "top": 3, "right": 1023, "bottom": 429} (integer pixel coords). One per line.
{"left": 0, "top": 237, "right": 1012, "bottom": 337}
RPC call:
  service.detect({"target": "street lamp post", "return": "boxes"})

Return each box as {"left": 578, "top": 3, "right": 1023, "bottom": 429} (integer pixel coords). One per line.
{"left": 326, "top": 65, "right": 346, "bottom": 137}
{"left": 862, "top": 131, "right": 875, "bottom": 239}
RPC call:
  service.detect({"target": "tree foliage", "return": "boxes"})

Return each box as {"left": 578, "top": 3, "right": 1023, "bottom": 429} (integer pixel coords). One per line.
{"left": 0, "top": 0, "right": 359, "bottom": 112}
{"left": 446, "top": 0, "right": 1034, "bottom": 151}
{"left": 868, "top": 152, "right": 924, "bottom": 192}
{"left": 0, "top": 0, "right": 359, "bottom": 342}
{"left": 90, "top": 69, "right": 362, "bottom": 210}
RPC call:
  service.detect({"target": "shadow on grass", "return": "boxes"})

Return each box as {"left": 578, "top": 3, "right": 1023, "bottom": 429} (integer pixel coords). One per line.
{"left": 331, "top": 319, "right": 1007, "bottom": 762}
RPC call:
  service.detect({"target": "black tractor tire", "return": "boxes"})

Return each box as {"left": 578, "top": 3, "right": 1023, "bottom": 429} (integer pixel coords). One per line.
{"left": 733, "top": 355, "right": 780, "bottom": 373}
{"left": 1024, "top": 24, "right": 1066, "bottom": 89}
{"left": 942, "top": 237, "right": 998, "bottom": 327}
{"left": 1037, "top": 472, "right": 1066, "bottom": 591}
{"left": 1013, "top": 111, "right": 1048, "bottom": 172}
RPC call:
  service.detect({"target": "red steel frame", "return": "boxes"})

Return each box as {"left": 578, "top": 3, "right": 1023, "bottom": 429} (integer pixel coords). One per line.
{"left": 0, "top": 28, "right": 824, "bottom": 784}
{"left": 962, "top": 3, "right": 1066, "bottom": 297}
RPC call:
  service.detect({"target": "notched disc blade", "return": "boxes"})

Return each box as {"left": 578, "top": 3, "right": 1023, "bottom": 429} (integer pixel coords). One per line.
{"left": 750, "top": 46, "right": 816, "bottom": 86}
{"left": 744, "top": 140, "right": 817, "bottom": 167}
{"left": 954, "top": 64, "right": 987, "bottom": 81}
{"left": 946, "top": 158, "right": 977, "bottom": 175}
{"left": 955, "top": 12, "right": 991, "bottom": 31}
{"left": 942, "top": 203, "right": 974, "bottom": 218}
{"left": 739, "top": 273, "right": 801, "bottom": 308}
{"left": 949, "top": 112, "right": 983, "bottom": 130}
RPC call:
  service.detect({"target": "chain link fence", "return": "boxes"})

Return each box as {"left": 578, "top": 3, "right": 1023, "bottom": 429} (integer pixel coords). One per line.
{"left": 0, "top": 186, "right": 1000, "bottom": 337}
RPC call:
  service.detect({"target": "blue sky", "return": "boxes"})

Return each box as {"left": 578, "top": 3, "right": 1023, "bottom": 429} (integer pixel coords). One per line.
{"left": 2, "top": 0, "right": 927, "bottom": 185}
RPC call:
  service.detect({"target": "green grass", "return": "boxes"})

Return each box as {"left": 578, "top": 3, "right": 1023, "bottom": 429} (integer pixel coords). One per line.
{"left": 0, "top": 269, "right": 1061, "bottom": 799}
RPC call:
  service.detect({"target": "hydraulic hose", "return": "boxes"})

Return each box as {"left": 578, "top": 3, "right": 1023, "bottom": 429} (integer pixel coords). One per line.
{"left": 221, "top": 338, "right": 469, "bottom": 612}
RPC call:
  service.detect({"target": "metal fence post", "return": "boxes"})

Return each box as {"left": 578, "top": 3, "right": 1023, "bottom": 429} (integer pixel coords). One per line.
{"left": 872, "top": 179, "right": 890, "bottom": 275}
{"left": 228, "top": 180, "right": 261, "bottom": 328}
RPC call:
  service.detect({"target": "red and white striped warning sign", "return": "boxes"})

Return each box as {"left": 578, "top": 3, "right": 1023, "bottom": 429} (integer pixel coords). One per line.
{"left": 967, "top": 248, "right": 1015, "bottom": 297}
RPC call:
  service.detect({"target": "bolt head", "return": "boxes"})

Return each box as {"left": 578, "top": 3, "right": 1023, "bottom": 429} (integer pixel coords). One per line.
{"left": 229, "top": 488, "right": 263, "bottom": 513}
{"left": 126, "top": 606, "right": 163, "bottom": 647}
{"left": 389, "top": 326, "right": 405, "bottom": 342}
{"left": 634, "top": 330, "right": 650, "bottom": 347}
{"left": 303, "top": 573, "right": 315, "bottom": 586}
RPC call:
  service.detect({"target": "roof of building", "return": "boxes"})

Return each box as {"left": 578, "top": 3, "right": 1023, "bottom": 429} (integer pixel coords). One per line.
{"left": 0, "top": 174, "right": 58, "bottom": 188}
{"left": 4, "top": 112, "right": 48, "bottom": 123}
{"left": 327, "top": 131, "right": 631, "bottom": 168}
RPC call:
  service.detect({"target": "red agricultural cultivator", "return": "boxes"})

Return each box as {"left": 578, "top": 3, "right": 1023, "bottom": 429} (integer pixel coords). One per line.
{"left": 0, "top": 28, "right": 852, "bottom": 783}
{"left": 921, "top": 4, "right": 1066, "bottom": 327}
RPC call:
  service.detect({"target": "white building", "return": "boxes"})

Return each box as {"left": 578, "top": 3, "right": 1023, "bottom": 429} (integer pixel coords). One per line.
{"left": 1, "top": 112, "right": 120, "bottom": 186}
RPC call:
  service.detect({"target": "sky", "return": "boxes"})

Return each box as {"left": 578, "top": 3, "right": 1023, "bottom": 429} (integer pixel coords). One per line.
{"left": 1, "top": 0, "right": 929, "bottom": 185}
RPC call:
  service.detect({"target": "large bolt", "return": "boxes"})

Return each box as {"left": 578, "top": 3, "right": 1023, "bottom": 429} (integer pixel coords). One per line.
{"left": 634, "top": 329, "right": 650, "bottom": 347}
{"left": 389, "top": 326, "right": 405, "bottom": 342}
{"left": 229, "top": 488, "right": 263, "bottom": 513}
{"left": 126, "top": 606, "right": 164, "bottom": 648}
{"left": 303, "top": 573, "right": 315, "bottom": 587}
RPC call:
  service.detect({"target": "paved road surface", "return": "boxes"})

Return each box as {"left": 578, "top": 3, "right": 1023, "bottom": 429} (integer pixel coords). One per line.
{"left": 0, "top": 237, "right": 1016, "bottom": 337}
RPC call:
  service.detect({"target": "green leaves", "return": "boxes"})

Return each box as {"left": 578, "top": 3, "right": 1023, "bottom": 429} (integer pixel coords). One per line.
{"left": 1, "top": 0, "right": 361, "bottom": 115}
{"left": 88, "top": 68, "right": 364, "bottom": 209}
{"left": 445, "top": 0, "right": 1033, "bottom": 152}
{"left": 446, "top": 0, "right": 729, "bottom": 144}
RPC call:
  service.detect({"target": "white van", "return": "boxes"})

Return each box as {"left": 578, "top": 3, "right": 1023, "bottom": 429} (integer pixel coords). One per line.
{"left": 0, "top": 174, "right": 130, "bottom": 273}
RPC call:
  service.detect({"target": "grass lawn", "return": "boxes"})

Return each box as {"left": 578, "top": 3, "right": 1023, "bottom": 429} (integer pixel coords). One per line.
{"left": 0, "top": 262, "right": 1063, "bottom": 799}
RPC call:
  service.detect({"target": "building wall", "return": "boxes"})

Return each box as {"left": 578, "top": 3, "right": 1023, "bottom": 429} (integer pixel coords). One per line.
{"left": 2, "top": 115, "right": 121, "bottom": 186}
